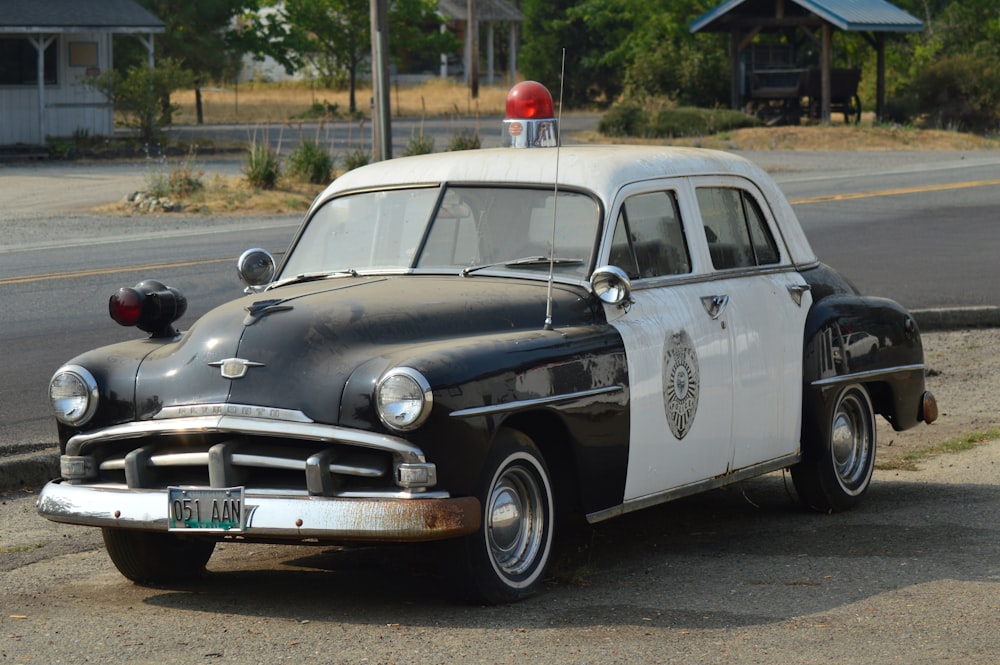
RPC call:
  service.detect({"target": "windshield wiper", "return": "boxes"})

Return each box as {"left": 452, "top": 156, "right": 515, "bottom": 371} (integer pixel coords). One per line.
{"left": 267, "top": 269, "right": 358, "bottom": 290}
{"left": 461, "top": 256, "right": 583, "bottom": 277}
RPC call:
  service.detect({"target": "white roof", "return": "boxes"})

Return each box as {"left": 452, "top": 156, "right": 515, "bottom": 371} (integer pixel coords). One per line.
{"left": 322, "top": 146, "right": 816, "bottom": 266}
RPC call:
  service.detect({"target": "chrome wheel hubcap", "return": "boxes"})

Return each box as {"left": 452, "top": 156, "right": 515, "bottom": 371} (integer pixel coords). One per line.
{"left": 487, "top": 465, "right": 544, "bottom": 578}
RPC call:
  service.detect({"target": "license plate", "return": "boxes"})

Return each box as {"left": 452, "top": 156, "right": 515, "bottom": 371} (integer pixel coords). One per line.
{"left": 168, "top": 486, "right": 246, "bottom": 532}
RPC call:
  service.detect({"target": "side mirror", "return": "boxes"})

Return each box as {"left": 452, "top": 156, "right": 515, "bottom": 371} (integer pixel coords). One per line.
{"left": 590, "top": 265, "right": 632, "bottom": 307}
{"left": 237, "top": 248, "right": 276, "bottom": 292}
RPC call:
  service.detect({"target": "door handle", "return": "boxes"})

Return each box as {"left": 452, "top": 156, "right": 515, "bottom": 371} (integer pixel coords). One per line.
{"left": 787, "top": 283, "right": 811, "bottom": 306}
{"left": 700, "top": 294, "right": 729, "bottom": 320}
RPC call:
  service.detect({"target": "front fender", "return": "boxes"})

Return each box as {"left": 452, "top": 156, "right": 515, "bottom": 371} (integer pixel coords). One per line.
{"left": 53, "top": 337, "right": 177, "bottom": 449}
{"left": 340, "top": 324, "right": 629, "bottom": 502}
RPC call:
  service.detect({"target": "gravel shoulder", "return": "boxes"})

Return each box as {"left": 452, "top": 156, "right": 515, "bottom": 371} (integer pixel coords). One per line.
{"left": 876, "top": 327, "right": 1000, "bottom": 469}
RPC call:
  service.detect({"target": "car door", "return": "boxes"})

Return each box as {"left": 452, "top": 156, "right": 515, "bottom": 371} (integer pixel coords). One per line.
{"left": 601, "top": 184, "right": 736, "bottom": 503}
{"left": 690, "top": 178, "right": 811, "bottom": 468}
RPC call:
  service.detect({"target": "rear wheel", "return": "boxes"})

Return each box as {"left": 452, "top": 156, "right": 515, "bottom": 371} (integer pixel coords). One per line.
{"left": 454, "top": 428, "right": 554, "bottom": 604}
{"left": 792, "top": 384, "right": 876, "bottom": 512}
{"left": 102, "top": 528, "right": 215, "bottom": 585}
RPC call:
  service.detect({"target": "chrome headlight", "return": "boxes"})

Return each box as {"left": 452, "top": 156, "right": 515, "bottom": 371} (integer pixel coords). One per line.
{"left": 375, "top": 367, "right": 432, "bottom": 431}
{"left": 49, "top": 365, "right": 99, "bottom": 426}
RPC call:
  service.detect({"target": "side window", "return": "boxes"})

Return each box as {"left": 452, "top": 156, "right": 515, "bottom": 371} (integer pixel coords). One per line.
{"left": 696, "top": 187, "right": 780, "bottom": 270}
{"left": 744, "top": 194, "right": 780, "bottom": 265}
{"left": 610, "top": 191, "right": 691, "bottom": 279}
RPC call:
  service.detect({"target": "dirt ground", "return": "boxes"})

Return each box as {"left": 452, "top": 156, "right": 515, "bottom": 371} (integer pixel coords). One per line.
{"left": 876, "top": 327, "right": 999, "bottom": 469}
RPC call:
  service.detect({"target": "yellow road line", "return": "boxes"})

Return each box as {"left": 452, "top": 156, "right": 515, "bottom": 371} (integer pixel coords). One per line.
{"left": 0, "top": 257, "right": 230, "bottom": 286}
{"left": 790, "top": 178, "right": 1000, "bottom": 205}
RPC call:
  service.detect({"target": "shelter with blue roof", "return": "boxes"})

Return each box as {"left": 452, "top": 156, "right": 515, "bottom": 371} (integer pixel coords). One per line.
{"left": 691, "top": 0, "right": 923, "bottom": 124}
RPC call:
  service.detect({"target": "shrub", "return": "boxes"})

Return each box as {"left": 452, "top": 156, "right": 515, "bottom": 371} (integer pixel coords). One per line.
{"left": 910, "top": 54, "right": 1000, "bottom": 134}
{"left": 296, "top": 100, "right": 341, "bottom": 120}
{"left": 343, "top": 148, "right": 370, "bottom": 171}
{"left": 83, "top": 58, "right": 192, "bottom": 142}
{"left": 288, "top": 139, "right": 333, "bottom": 184}
{"left": 244, "top": 139, "right": 281, "bottom": 190}
{"left": 142, "top": 144, "right": 203, "bottom": 199}
{"left": 448, "top": 130, "right": 481, "bottom": 151}
{"left": 599, "top": 101, "right": 759, "bottom": 138}
{"left": 402, "top": 132, "right": 435, "bottom": 156}
{"left": 598, "top": 101, "right": 647, "bottom": 137}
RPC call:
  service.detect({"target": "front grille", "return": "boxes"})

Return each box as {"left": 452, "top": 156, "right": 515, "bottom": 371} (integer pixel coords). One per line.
{"left": 90, "top": 434, "right": 393, "bottom": 496}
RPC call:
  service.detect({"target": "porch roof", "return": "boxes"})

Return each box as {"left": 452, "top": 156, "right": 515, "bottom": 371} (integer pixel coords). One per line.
{"left": 691, "top": 0, "right": 923, "bottom": 34}
{"left": 0, "top": 0, "right": 164, "bottom": 34}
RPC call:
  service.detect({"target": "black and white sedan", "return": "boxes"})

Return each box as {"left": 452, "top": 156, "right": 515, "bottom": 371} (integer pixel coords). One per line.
{"left": 39, "top": 84, "right": 936, "bottom": 604}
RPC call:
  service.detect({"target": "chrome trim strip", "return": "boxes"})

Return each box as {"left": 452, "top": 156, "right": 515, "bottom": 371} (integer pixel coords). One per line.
{"left": 155, "top": 403, "right": 314, "bottom": 423}
{"left": 585, "top": 452, "right": 801, "bottom": 524}
{"left": 628, "top": 263, "right": 804, "bottom": 290}
{"left": 37, "top": 481, "right": 479, "bottom": 541}
{"left": 811, "top": 363, "right": 925, "bottom": 387}
{"left": 448, "top": 385, "right": 625, "bottom": 419}
{"left": 65, "top": 416, "right": 428, "bottom": 464}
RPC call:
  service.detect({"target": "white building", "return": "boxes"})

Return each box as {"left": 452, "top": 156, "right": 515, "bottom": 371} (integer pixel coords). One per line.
{"left": 0, "top": 0, "right": 164, "bottom": 146}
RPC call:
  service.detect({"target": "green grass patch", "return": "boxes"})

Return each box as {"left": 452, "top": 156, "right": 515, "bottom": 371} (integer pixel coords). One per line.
{"left": 877, "top": 428, "right": 1000, "bottom": 471}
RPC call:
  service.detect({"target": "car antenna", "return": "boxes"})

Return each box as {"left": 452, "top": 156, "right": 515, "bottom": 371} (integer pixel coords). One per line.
{"left": 543, "top": 49, "right": 567, "bottom": 332}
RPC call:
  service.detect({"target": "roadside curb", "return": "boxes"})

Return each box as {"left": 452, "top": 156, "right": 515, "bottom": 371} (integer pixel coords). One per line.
{"left": 2, "top": 451, "right": 58, "bottom": 494}
{"left": 911, "top": 306, "right": 1000, "bottom": 331}
{"left": 3, "top": 306, "right": 996, "bottom": 494}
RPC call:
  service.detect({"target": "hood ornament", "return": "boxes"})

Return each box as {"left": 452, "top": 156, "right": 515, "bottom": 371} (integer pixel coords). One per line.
{"left": 244, "top": 299, "right": 294, "bottom": 326}
{"left": 209, "top": 358, "right": 265, "bottom": 379}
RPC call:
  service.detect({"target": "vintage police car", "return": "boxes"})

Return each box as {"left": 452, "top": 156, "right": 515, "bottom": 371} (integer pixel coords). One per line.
{"left": 39, "top": 82, "right": 936, "bottom": 603}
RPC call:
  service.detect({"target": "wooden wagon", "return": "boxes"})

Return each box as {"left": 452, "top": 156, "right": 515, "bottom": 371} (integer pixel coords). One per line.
{"left": 744, "top": 45, "right": 861, "bottom": 124}
{"left": 803, "top": 68, "right": 862, "bottom": 124}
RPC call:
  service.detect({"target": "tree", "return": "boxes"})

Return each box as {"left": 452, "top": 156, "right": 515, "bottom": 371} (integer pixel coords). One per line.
{"left": 520, "top": 0, "right": 609, "bottom": 107}
{"left": 133, "top": 0, "right": 257, "bottom": 124}
{"left": 873, "top": 0, "right": 999, "bottom": 130}
{"left": 389, "top": 0, "right": 460, "bottom": 74}
{"left": 520, "top": 0, "right": 725, "bottom": 108}
{"left": 238, "top": 0, "right": 458, "bottom": 115}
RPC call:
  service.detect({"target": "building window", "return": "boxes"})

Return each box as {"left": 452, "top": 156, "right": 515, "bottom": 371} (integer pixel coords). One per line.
{"left": 69, "top": 42, "right": 98, "bottom": 68}
{"left": 0, "top": 38, "right": 58, "bottom": 85}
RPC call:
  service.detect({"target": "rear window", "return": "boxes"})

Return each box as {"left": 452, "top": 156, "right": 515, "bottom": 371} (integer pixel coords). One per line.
{"left": 696, "top": 187, "right": 780, "bottom": 270}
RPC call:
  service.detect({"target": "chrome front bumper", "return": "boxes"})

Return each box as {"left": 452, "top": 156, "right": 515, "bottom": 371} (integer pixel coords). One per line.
{"left": 37, "top": 481, "right": 481, "bottom": 542}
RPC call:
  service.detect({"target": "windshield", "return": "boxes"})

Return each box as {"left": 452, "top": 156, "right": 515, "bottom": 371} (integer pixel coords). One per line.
{"left": 278, "top": 185, "right": 601, "bottom": 281}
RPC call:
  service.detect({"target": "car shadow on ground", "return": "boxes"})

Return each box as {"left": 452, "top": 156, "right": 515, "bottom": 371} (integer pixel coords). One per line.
{"left": 137, "top": 472, "right": 999, "bottom": 629}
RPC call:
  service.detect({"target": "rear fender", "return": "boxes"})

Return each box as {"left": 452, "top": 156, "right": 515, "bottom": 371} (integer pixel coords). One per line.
{"left": 803, "top": 292, "right": 926, "bottom": 433}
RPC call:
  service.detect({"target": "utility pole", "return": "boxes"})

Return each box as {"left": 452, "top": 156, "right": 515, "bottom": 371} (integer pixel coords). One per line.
{"left": 370, "top": 0, "right": 392, "bottom": 161}
{"left": 467, "top": 0, "right": 478, "bottom": 99}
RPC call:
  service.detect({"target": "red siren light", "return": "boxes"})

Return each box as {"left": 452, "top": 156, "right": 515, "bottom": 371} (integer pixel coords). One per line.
{"left": 505, "top": 81, "right": 555, "bottom": 120}
{"left": 108, "top": 279, "right": 187, "bottom": 338}
{"left": 502, "top": 81, "right": 559, "bottom": 149}
{"left": 109, "top": 287, "right": 144, "bottom": 327}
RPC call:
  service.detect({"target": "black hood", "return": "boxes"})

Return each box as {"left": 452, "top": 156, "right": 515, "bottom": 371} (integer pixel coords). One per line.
{"left": 134, "top": 275, "right": 596, "bottom": 423}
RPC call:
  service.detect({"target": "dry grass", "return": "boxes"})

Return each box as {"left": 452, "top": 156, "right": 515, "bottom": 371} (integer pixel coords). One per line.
{"left": 578, "top": 111, "right": 1000, "bottom": 151}
{"left": 669, "top": 123, "right": 1000, "bottom": 151}
{"left": 172, "top": 79, "right": 511, "bottom": 124}
{"left": 98, "top": 174, "right": 325, "bottom": 216}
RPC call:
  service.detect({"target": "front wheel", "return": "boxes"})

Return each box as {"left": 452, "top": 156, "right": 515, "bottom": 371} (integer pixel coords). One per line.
{"left": 453, "top": 428, "right": 554, "bottom": 604}
{"left": 102, "top": 528, "right": 215, "bottom": 585}
{"left": 792, "top": 384, "right": 876, "bottom": 512}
